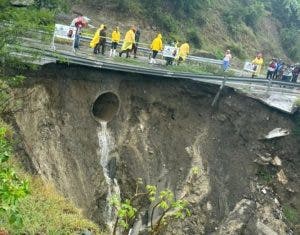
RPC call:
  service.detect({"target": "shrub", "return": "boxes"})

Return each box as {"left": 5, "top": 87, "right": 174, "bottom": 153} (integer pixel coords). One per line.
{"left": 187, "top": 29, "right": 202, "bottom": 49}
{"left": 280, "top": 28, "right": 300, "bottom": 61}
{"left": 226, "top": 43, "right": 247, "bottom": 60}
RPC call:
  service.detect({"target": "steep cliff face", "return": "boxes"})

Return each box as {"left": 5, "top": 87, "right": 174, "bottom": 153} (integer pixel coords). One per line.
{"left": 13, "top": 64, "right": 299, "bottom": 234}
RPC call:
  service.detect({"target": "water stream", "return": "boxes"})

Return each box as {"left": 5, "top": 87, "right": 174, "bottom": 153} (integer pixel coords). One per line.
{"left": 97, "top": 121, "right": 121, "bottom": 231}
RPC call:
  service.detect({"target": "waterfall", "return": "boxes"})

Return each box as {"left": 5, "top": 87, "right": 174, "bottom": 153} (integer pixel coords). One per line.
{"left": 97, "top": 122, "right": 120, "bottom": 231}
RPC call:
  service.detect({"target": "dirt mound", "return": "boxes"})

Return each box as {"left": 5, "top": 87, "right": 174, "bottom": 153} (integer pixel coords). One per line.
{"left": 12, "top": 64, "right": 300, "bottom": 234}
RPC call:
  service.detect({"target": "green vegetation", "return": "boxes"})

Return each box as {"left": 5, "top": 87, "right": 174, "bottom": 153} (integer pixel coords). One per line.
{"left": 83, "top": 0, "right": 300, "bottom": 61}
{"left": 0, "top": 1, "right": 104, "bottom": 233}
{"left": 256, "top": 166, "right": 273, "bottom": 183}
{"left": 0, "top": 123, "right": 28, "bottom": 228}
{"left": 0, "top": 120, "right": 102, "bottom": 233}
{"left": 2, "top": 177, "right": 102, "bottom": 234}
{"left": 283, "top": 204, "right": 299, "bottom": 224}
{"left": 110, "top": 179, "right": 190, "bottom": 235}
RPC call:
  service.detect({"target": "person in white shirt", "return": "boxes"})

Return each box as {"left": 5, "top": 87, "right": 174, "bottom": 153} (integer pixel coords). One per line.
{"left": 223, "top": 49, "right": 232, "bottom": 71}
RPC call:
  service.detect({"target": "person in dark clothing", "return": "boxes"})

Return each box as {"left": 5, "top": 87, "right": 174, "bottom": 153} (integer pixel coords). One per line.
{"left": 132, "top": 27, "right": 140, "bottom": 58}
{"left": 94, "top": 26, "right": 107, "bottom": 55}
{"left": 273, "top": 59, "right": 283, "bottom": 80}
{"left": 292, "top": 64, "right": 300, "bottom": 83}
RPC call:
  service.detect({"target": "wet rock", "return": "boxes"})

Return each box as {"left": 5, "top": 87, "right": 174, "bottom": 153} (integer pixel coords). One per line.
{"left": 256, "top": 221, "right": 278, "bottom": 235}
{"left": 271, "top": 156, "right": 282, "bottom": 167}
{"left": 216, "top": 199, "right": 256, "bottom": 235}
{"left": 206, "top": 201, "right": 213, "bottom": 211}
{"left": 277, "top": 170, "right": 288, "bottom": 185}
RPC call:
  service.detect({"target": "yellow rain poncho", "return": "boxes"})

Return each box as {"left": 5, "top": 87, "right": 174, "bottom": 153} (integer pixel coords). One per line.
{"left": 121, "top": 29, "right": 135, "bottom": 51}
{"left": 252, "top": 57, "right": 264, "bottom": 75}
{"left": 90, "top": 24, "right": 104, "bottom": 48}
{"left": 150, "top": 34, "right": 163, "bottom": 51}
{"left": 111, "top": 28, "right": 121, "bottom": 43}
{"left": 178, "top": 43, "right": 190, "bottom": 61}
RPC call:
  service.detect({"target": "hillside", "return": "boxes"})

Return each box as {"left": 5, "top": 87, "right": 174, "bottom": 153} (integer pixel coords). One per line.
{"left": 0, "top": 0, "right": 300, "bottom": 234}
{"left": 70, "top": 0, "right": 300, "bottom": 62}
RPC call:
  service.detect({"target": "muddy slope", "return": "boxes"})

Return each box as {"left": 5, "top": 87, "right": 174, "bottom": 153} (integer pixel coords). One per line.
{"left": 13, "top": 64, "right": 299, "bottom": 234}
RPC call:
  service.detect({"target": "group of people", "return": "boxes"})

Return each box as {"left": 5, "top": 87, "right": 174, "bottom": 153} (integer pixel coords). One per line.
{"left": 266, "top": 58, "right": 299, "bottom": 83}
{"left": 222, "top": 51, "right": 299, "bottom": 82}
{"left": 251, "top": 53, "right": 299, "bottom": 82}
{"left": 88, "top": 24, "right": 190, "bottom": 65}
{"left": 73, "top": 21, "right": 298, "bottom": 81}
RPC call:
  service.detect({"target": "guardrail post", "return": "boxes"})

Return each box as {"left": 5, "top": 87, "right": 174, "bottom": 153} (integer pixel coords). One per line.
{"left": 266, "top": 78, "right": 272, "bottom": 94}
{"left": 212, "top": 76, "right": 228, "bottom": 107}
{"left": 51, "top": 31, "right": 56, "bottom": 51}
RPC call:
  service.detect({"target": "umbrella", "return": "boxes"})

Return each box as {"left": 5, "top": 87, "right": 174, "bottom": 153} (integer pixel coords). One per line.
{"left": 70, "top": 16, "right": 90, "bottom": 28}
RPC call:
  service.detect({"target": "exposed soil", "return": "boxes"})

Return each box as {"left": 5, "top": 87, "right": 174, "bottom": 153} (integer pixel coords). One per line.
{"left": 11, "top": 63, "right": 300, "bottom": 234}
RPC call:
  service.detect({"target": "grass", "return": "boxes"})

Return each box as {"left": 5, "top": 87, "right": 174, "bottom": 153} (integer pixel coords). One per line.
{"left": 169, "top": 62, "right": 235, "bottom": 76}
{"left": 113, "top": 55, "right": 236, "bottom": 76}
{"left": 0, "top": 120, "right": 104, "bottom": 234}
{"left": 283, "top": 205, "right": 299, "bottom": 224}
{"left": 113, "top": 56, "right": 150, "bottom": 68}
{"left": 1, "top": 175, "right": 104, "bottom": 234}
{"left": 256, "top": 166, "right": 273, "bottom": 183}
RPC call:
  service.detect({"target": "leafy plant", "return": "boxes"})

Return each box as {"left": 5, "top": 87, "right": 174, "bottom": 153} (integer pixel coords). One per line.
{"left": 0, "top": 125, "right": 29, "bottom": 228}
{"left": 149, "top": 187, "right": 190, "bottom": 234}
{"left": 109, "top": 179, "right": 190, "bottom": 235}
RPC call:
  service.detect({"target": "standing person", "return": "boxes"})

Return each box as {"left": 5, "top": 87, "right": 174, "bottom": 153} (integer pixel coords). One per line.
{"left": 223, "top": 49, "right": 232, "bottom": 71}
{"left": 282, "top": 65, "right": 293, "bottom": 82}
{"left": 178, "top": 41, "right": 190, "bottom": 64}
{"left": 133, "top": 26, "right": 141, "bottom": 58}
{"left": 273, "top": 59, "right": 283, "bottom": 79}
{"left": 119, "top": 26, "right": 136, "bottom": 58}
{"left": 110, "top": 26, "right": 121, "bottom": 57}
{"left": 149, "top": 33, "right": 163, "bottom": 64}
{"left": 266, "top": 58, "right": 277, "bottom": 80}
{"left": 251, "top": 52, "right": 264, "bottom": 78}
{"left": 91, "top": 24, "right": 104, "bottom": 54}
{"left": 98, "top": 25, "right": 107, "bottom": 55}
{"left": 292, "top": 64, "right": 300, "bottom": 83}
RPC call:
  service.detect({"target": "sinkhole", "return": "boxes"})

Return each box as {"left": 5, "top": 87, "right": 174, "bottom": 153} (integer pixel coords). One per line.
{"left": 92, "top": 92, "right": 120, "bottom": 122}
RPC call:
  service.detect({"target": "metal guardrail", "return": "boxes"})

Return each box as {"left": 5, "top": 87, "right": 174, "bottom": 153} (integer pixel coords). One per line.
{"left": 14, "top": 44, "right": 300, "bottom": 93}
{"left": 79, "top": 35, "right": 223, "bottom": 65}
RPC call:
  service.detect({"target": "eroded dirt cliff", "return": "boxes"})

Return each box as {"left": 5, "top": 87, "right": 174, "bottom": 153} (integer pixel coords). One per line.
{"left": 11, "top": 64, "right": 300, "bottom": 234}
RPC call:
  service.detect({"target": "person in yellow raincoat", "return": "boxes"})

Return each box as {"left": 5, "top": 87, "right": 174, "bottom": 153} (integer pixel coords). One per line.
{"left": 178, "top": 41, "right": 190, "bottom": 64}
{"left": 251, "top": 53, "right": 264, "bottom": 78}
{"left": 110, "top": 26, "right": 121, "bottom": 57}
{"left": 119, "top": 26, "right": 136, "bottom": 58}
{"left": 149, "top": 33, "right": 163, "bottom": 64}
{"left": 90, "top": 24, "right": 104, "bottom": 54}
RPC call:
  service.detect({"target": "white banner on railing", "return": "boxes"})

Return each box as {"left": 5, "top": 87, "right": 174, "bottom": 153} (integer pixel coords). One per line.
{"left": 244, "top": 61, "right": 255, "bottom": 72}
{"left": 162, "top": 45, "right": 178, "bottom": 58}
{"left": 54, "top": 24, "right": 76, "bottom": 40}
{"left": 52, "top": 24, "right": 77, "bottom": 51}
